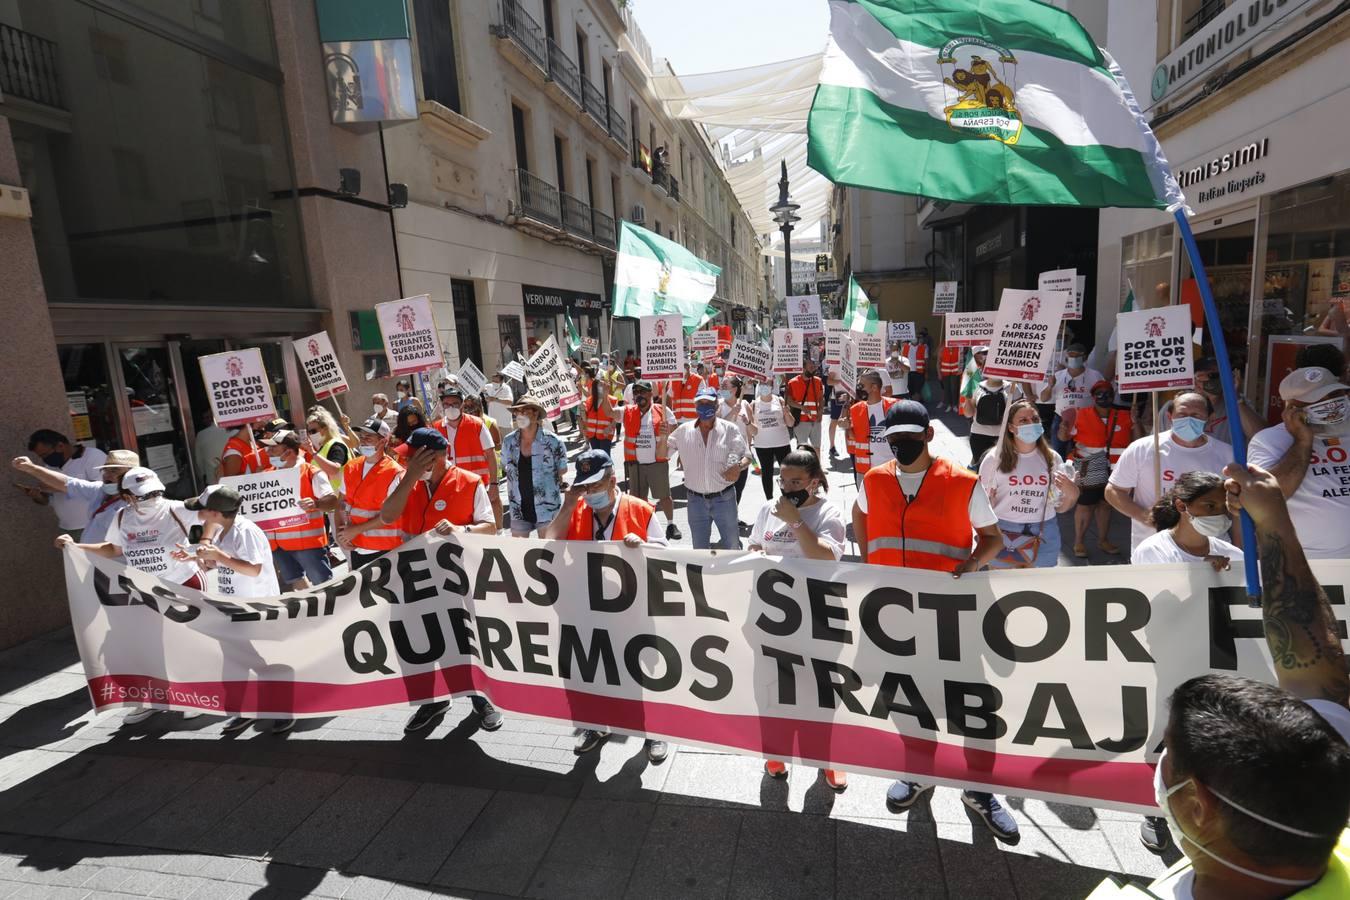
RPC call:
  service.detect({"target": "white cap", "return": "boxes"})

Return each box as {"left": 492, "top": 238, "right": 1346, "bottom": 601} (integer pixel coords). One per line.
{"left": 119, "top": 466, "right": 166, "bottom": 497}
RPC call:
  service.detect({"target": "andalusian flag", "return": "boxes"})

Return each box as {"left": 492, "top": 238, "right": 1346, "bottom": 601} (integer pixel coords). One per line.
{"left": 842, "top": 276, "right": 881, "bottom": 334}
{"left": 1106, "top": 279, "right": 1136, "bottom": 353}
{"left": 614, "top": 221, "right": 722, "bottom": 329}
{"left": 563, "top": 312, "right": 581, "bottom": 353}
{"left": 807, "top": 0, "right": 1186, "bottom": 211}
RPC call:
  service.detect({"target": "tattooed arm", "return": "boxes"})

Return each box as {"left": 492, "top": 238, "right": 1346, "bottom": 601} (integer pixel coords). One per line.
{"left": 1224, "top": 463, "right": 1349, "bottom": 706}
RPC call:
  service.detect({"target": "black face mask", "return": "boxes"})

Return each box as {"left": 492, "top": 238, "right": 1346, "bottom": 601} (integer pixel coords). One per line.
{"left": 1200, "top": 377, "right": 1221, "bottom": 395}
{"left": 889, "top": 439, "right": 924, "bottom": 465}
{"left": 782, "top": 488, "right": 810, "bottom": 507}
{"left": 1093, "top": 392, "right": 1112, "bottom": 406}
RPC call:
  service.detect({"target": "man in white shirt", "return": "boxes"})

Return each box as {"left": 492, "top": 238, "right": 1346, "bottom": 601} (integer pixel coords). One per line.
{"left": 13, "top": 448, "right": 138, "bottom": 544}
{"left": 22, "top": 428, "right": 108, "bottom": 537}
{"left": 1248, "top": 366, "right": 1350, "bottom": 560}
{"left": 623, "top": 380, "right": 681, "bottom": 540}
{"left": 1039, "top": 344, "right": 1102, "bottom": 456}
{"left": 883, "top": 349, "right": 910, "bottom": 398}
{"left": 1106, "top": 392, "right": 1235, "bottom": 555}
{"left": 667, "top": 388, "right": 751, "bottom": 549}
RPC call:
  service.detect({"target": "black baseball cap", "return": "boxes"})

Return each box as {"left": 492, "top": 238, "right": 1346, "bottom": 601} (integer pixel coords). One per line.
{"left": 573, "top": 449, "right": 614, "bottom": 486}
{"left": 881, "top": 400, "right": 930, "bottom": 439}
{"left": 184, "top": 484, "right": 243, "bottom": 514}
{"left": 402, "top": 427, "right": 448, "bottom": 454}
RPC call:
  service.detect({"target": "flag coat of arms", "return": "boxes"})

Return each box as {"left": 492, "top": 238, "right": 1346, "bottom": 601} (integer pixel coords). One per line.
{"left": 807, "top": 0, "right": 1185, "bottom": 211}
{"left": 614, "top": 221, "right": 722, "bottom": 329}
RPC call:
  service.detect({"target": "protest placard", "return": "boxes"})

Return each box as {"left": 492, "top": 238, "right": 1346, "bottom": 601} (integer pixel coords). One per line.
{"left": 456, "top": 360, "right": 488, "bottom": 397}
{"left": 888, "top": 321, "right": 917, "bottom": 344}
{"left": 854, "top": 324, "right": 887, "bottom": 368}
{"left": 1115, "top": 305, "right": 1195, "bottom": 392}
{"left": 933, "top": 281, "right": 959, "bottom": 314}
{"left": 199, "top": 348, "right": 276, "bottom": 428}
{"left": 219, "top": 467, "right": 305, "bottom": 531}
{"left": 639, "top": 315, "right": 684, "bottom": 379}
{"left": 292, "top": 332, "right": 349, "bottom": 401}
{"left": 771, "top": 328, "right": 804, "bottom": 374}
{"left": 1038, "top": 269, "right": 1080, "bottom": 321}
{"left": 690, "top": 330, "right": 720, "bottom": 360}
{"left": 824, "top": 320, "right": 847, "bottom": 366}
{"left": 726, "top": 339, "right": 770, "bottom": 380}
{"left": 838, "top": 334, "right": 858, "bottom": 395}
{"left": 500, "top": 361, "right": 527, "bottom": 382}
{"left": 554, "top": 345, "right": 581, "bottom": 411}
{"left": 943, "top": 311, "right": 997, "bottom": 348}
{"left": 579, "top": 336, "right": 599, "bottom": 356}
{"left": 982, "top": 289, "right": 1070, "bottom": 380}
{"left": 376, "top": 295, "right": 444, "bottom": 377}
{"left": 525, "top": 336, "right": 576, "bottom": 419}
{"left": 786, "top": 295, "right": 824, "bottom": 335}
{"left": 1075, "top": 275, "right": 1086, "bottom": 322}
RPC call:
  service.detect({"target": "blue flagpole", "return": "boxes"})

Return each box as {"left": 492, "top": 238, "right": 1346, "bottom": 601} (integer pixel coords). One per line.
{"left": 1172, "top": 209, "right": 1261, "bottom": 604}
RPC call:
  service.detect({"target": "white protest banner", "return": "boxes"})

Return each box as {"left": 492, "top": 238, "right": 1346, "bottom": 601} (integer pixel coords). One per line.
{"left": 376, "top": 295, "right": 444, "bottom": 377}
{"left": 838, "top": 334, "right": 858, "bottom": 394}
{"left": 824, "top": 320, "right": 847, "bottom": 366}
{"left": 639, "top": 315, "right": 684, "bottom": 379}
{"left": 888, "top": 321, "right": 917, "bottom": 344}
{"left": 726, "top": 338, "right": 770, "bottom": 380}
{"left": 1038, "top": 269, "right": 1080, "bottom": 321}
{"left": 772, "top": 328, "right": 804, "bottom": 375}
{"left": 579, "top": 336, "right": 599, "bottom": 356}
{"left": 219, "top": 467, "right": 305, "bottom": 531}
{"left": 456, "top": 360, "right": 489, "bottom": 397}
{"left": 500, "top": 361, "right": 528, "bottom": 382}
{"left": 66, "top": 534, "right": 1350, "bottom": 815}
{"left": 690, "top": 330, "right": 720, "bottom": 360}
{"left": 944, "top": 311, "right": 996, "bottom": 349}
{"left": 199, "top": 348, "right": 276, "bottom": 428}
{"left": 292, "top": 332, "right": 349, "bottom": 401}
{"left": 786, "top": 295, "right": 824, "bottom": 335}
{"left": 933, "top": 281, "right": 958, "bottom": 314}
{"left": 983, "top": 289, "right": 1070, "bottom": 381}
{"left": 554, "top": 345, "right": 581, "bottom": 412}
{"left": 526, "top": 336, "right": 573, "bottom": 419}
{"left": 854, "top": 323, "right": 887, "bottom": 368}
{"left": 1075, "top": 275, "right": 1086, "bottom": 321}
{"left": 1116, "top": 305, "right": 1195, "bottom": 392}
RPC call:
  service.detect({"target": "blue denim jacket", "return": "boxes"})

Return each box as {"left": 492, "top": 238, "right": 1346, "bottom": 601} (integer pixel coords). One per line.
{"left": 501, "top": 428, "right": 568, "bottom": 524}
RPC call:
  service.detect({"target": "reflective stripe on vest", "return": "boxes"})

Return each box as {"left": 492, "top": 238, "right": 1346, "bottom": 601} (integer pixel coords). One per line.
{"left": 672, "top": 376, "right": 702, "bottom": 419}
{"left": 344, "top": 455, "right": 404, "bottom": 551}
{"left": 865, "top": 536, "right": 968, "bottom": 561}
{"left": 267, "top": 463, "right": 328, "bottom": 551}
{"left": 319, "top": 436, "right": 344, "bottom": 492}
{"left": 849, "top": 398, "right": 895, "bottom": 473}
{"left": 939, "top": 347, "right": 962, "bottom": 375}
{"left": 584, "top": 397, "right": 614, "bottom": 440}
{"left": 622, "top": 404, "right": 668, "bottom": 462}
{"left": 788, "top": 376, "right": 823, "bottom": 422}
{"left": 861, "top": 457, "right": 977, "bottom": 573}
{"left": 436, "top": 416, "right": 493, "bottom": 483}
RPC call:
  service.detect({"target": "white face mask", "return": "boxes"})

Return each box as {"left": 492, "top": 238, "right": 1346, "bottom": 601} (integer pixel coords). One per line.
{"left": 133, "top": 495, "right": 166, "bottom": 514}
{"left": 372, "top": 404, "right": 384, "bottom": 417}
{"left": 267, "top": 452, "right": 286, "bottom": 468}
{"left": 101, "top": 481, "right": 121, "bottom": 496}
{"left": 1187, "top": 510, "right": 1231, "bottom": 539}
{"left": 358, "top": 445, "right": 378, "bottom": 458}
{"left": 514, "top": 414, "right": 532, "bottom": 430}
{"left": 1304, "top": 396, "right": 1350, "bottom": 430}
{"left": 397, "top": 391, "right": 408, "bottom": 400}
{"left": 444, "top": 406, "right": 462, "bottom": 421}
{"left": 1153, "top": 748, "right": 1323, "bottom": 887}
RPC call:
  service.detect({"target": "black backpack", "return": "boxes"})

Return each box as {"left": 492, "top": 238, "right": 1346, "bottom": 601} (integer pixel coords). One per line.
{"left": 974, "top": 387, "right": 1007, "bottom": 427}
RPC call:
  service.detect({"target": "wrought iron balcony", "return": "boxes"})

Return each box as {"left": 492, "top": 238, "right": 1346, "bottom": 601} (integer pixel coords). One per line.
{"left": 652, "top": 166, "right": 670, "bottom": 194}
{"left": 0, "top": 23, "right": 63, "bottom": 109}
{"left": 592, "top": 209, "right": 616, "bottom": 248}
{"left": 668, "top": 175, "right": 680, "bottom": 202}
{"left": 496, "top": 0, "right": 547, "bottom": 71}
{"left": 607, "top": 104, "right": 627, "bottom": 144}
{"left": 560, "top": 192, "right": 593, "bottom": 237}
{"left": 582, "top": 79, "right": 607, "bottom": 128}
{"left": 515, "top": 168, "right": 560, "bottom": 226}
{"left": 547, "top": 38, "right": 581, "bottom": 106}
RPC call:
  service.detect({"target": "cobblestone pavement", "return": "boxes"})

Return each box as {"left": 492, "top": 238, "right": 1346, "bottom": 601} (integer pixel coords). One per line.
{"left": 0, "top": 412, "right": 1170, "bottom": 898}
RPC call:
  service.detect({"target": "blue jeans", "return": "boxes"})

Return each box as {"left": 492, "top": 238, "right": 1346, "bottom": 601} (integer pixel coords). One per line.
{"left": 987, "top": 516, "right": 1062, "bottom": 569}
{"left": 686, "top": 486, "right": 740, "bottom": 550}
{"left": 273, "top": 547, "right": 333, "bottom": 586}
{"left": 1050, "top": 414, "right": 1071, "bottom": 457}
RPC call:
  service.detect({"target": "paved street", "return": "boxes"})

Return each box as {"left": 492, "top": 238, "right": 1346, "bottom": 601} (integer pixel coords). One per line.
{"left": 0, "top": 413, "right": 1161, "bottom": 899}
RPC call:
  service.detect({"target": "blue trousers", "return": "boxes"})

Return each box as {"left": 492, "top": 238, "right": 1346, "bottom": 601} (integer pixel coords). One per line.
{"left": 686, "top": 486, "right": 740, "bottom": 550}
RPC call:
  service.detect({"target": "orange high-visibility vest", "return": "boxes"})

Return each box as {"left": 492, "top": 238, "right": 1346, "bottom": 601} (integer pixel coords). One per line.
{"left": 433, "top": 414, "right": 493, "bottom": 483}
{"left": 670, "top": 375, "right": 703, "bottom": 420}
{"left": 705, "top": 372, "right": 720, "bottom": 391}
{"left": 267, "top": 463, "right": 328, "bottom": 551}
{"left": 861, "top": 457, "right": 978, "bottom": 572}
{"left": 1071, "top": 406, "right": 1134, "bottom": 463}
{"left": 221, "top": 436, "right": 269, "bottom": 475}
{"left": 939, "top": 346, "right": 962, "bottom": 376}
{"left": 565, "top": 494, "right": 654, "bottom": 541}
{"left": 848, "top": 397, "right": 898, "bottom": 473}
{"left": 903, "top": 342, "right": 929, "bottom": 371}
{"left": 622, "top": 404, "right": 670, "bottom": 462}
{"left": 584, "top": 395, "right": 615, "bottom": 440}
{"left": 398, "top": 465, "right": 483, "bottom": 538}
{"left": 787, "top": 375, "right": 824, "bottom": 422}
{"left": 343, "top": 455, "right": 404, "bottom": 551}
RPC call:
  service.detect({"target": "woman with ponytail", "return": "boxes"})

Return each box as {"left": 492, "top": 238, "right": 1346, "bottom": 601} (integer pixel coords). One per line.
{"left": 1134, "top": 471, "right": 1241, "bottom": 570}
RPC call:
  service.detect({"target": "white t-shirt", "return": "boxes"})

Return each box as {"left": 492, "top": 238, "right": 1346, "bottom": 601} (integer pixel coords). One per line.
{"left": 212, "top": 517, "right": 281, "bottom": 599}
{"left": 855, "top": 461, "right": 998, "bottom": 529}
{"left": 865, "top": 401, "right": 891, "bottom": 467}
{"left": 634, "top": 410, "right": 658, "bottom": 464}
{"left": 486, "top": 382, "right": 514, "bottom": 427}
{"left": 719, "top": 398, "right": 752, "bottom": 445}
{"left": 749, "top": 497, "right": 847, "bottom": 559}
{"left": 885, "top": 358, "right": 910, "bottom": 396}
{"left": 1108, "top": 432, "right": 1235, "bottom": 552}
{"left": 969, "top": 382, "right": 1009, "bottom": 437}
{"left": 1132, "top": 530, "right": 1243, "bottom": 565}
{"left": 751, "top": 397, "right": 791, "bottom": 449}
{"left": 107, "top": 499, "right": 203, "bottom": 584}
{"left": 1248, "top": 424, "right": 1350, "bottom": 560}
{"left": 66, "top": 478, "right": 124, "bottom": 544}
{"left": 978, "top": 448, "right": 1074, "bottom": 523}
{"left": 51, "top": 446, "right": 108, "bottom": 530}
{"left": 1050, "top": 367, "right": 1103, "bottom": 415}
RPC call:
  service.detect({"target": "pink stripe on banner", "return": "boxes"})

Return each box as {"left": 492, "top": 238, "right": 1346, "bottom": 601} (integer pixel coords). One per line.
{"left": 88, "top": 670, "right": 1153, "bottom": 808}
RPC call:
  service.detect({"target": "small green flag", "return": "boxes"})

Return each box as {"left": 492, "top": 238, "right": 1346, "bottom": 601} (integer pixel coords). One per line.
{"left": 842, "top": 276, "right": 881, "bottom": 335}
{"left": 564, "top": 312, "right": 581, "bottom": 352}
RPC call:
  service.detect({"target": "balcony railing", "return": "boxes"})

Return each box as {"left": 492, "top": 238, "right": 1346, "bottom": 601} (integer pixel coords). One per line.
{"left": 516, "top": 168, "right": 560, "bottom": 226}
{"left": 1182, "top": 0, "right": 1228, "bottom": 40}
{"left": 0, "top": 23, "right": 63, "bottom": 109}
{"left": 607, "top": 104, "right": 627, "bottom": 144}
{"left": 592, "top": 209, "right": 616, "bottom": 248}
{"left": 497, "top": 0, "right": 547, "bottom": 71}
{"left": 547, "top": 38, "right": 581, "bottom": 106}
{"left": 652, "top": 166, "right": 670, "bottom": 194}
{"left": 668, "top": 175, "right": 680, "bottom": 202}
{"left": 582, "top": 79, "right": 607, "bottom": 127}
{"left": 561, "top": 192, "right": 593, "bottom": 237}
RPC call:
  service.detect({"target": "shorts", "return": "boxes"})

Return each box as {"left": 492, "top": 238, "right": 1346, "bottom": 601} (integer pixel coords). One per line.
{"left": 273, "top": 546, "right": 334, "bottom": 585}
{"left": 625, "top": 460, "right": 671, "bottom": 501}
{"left": 510, "top": 516, "right": 554, "bottom": 537}
{"left": 1078, "top": 483, "right": 1107, "bottom": 506}
{"left": 828, "top": 399, "right": 844, "bottom": 419}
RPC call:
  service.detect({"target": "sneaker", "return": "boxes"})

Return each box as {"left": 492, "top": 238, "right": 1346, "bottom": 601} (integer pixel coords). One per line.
{"left": 666, "top": 523, "right": 681, "bottom": 540}
{"left": 1139, "top": 816, "right": 1172, "bottom": 852}
{"left": 829, "top": 447, "right": 838, "bottom": 459}
{"left": 222, "top": 715, "right": 253, "bottom": 733}
{"left": 122, "top": 709, "right": 158, "bottom": 725}
{"left": 574, "top": 729, "right": 610, "bottom": 753}
{"left": 404, "top": 700, "right": 450, "bottom": 733}
{"left": 885, "top": 780, "right": 933, "bottom": 812}
{"left": 646, "top": 739, "right": 668, "bottom": 763}
{"left": 764, "top": 759, "right": 788, "bottom": 779}
{"left": 478, "top": 701, "right": 504, "bottom": 732}
{"left": 962, "top": 791, "right": 1020, "bottom": 842}
{"left": 824, "top": 769, "right": 848, "bottom": 791}
{"left": 271, "top": 718, "right": 295, "bottom": 734}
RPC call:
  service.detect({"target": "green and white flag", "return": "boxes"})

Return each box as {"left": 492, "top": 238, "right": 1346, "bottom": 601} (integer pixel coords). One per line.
{"left": 563, "top": 312, "right": 581, "bottom": 353}
{"left": 614, "top": 221, "right": 722, "bottom": 329}
{"left": 807, "top": 0, "right": 1186, "bottom": 211}
{"left": 842, "top": 276, "right": 881, "bottom": 335}
{"left": 1106, "top": 279, "right": 1136, "bottom": 353}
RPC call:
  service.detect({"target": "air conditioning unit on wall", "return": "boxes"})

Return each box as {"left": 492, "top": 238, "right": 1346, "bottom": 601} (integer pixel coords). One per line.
{"left": 631, "top": 204, "right": 646, "bottom": 226}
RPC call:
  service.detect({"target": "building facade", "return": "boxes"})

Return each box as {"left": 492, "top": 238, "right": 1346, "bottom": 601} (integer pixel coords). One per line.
{"left": 1097, "top": 0, "right": 1350, "bottom": 419}
{"left": 829, "top": 186, "right": 932, "bottom": 335}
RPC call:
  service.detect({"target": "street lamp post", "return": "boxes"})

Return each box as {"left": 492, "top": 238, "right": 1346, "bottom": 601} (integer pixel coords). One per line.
{"left": 769, "top": 159, "right": 801, "bottom": 299}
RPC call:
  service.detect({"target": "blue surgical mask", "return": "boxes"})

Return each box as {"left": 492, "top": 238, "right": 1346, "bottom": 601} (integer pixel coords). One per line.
{"left": 1016, "top": 423, "right": 1044, "bottom": 444}
{"left": 1171, "top": 416, "right": 1206, "bottom": 442}
{"left": 583, "top": 490, "right": 612, "bottom": 510}
{"left": 696, "top": 404, "right": 717, "bottom": 420}
{"left": 718, "top": 390, "right": 732, "bottom": 401}
{"left": 757, "top": 385, "right": 772, "bottom": 398}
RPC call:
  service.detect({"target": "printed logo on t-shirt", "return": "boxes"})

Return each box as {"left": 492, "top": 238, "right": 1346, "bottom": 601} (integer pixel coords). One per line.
{"left": 434, "top": 499, "right": 447, "bottom": 511}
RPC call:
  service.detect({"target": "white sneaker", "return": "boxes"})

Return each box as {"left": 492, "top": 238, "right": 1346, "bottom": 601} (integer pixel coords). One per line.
{"left": 122, "top": 709, "right": 158, "bottom": 724}
{"left": 180, "top": 710, "right": 204, "bottom": 720}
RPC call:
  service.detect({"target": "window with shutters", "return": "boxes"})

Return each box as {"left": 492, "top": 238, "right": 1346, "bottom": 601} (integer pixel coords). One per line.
{"left": 413, "top": 0, "right": 461, "bottom": 113}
